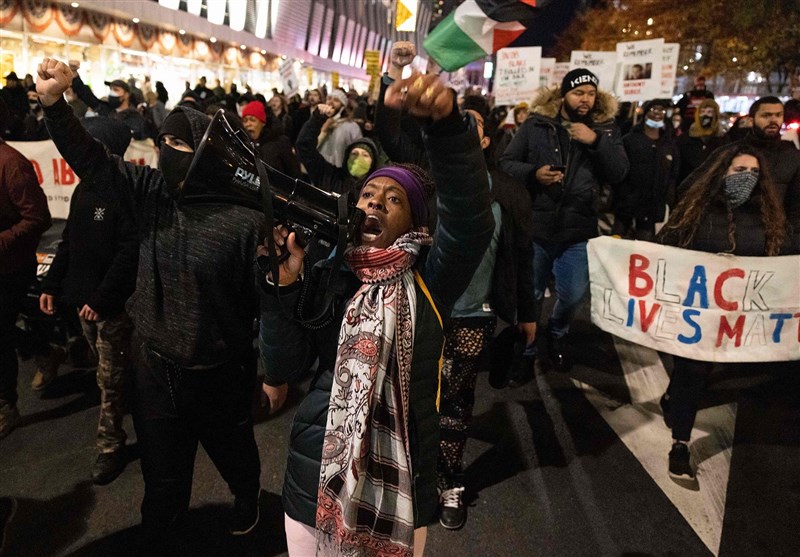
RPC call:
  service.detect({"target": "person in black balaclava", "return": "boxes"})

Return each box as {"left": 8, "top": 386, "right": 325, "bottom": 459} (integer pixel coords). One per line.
{"left": 36, "top": 58, "right": 265, "bottom": 552}
{"left": 677, "top": 98, "right": 725, "bottom": 185}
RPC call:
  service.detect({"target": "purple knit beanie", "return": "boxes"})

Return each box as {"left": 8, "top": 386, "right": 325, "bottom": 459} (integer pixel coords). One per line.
{"left": 361, "top": 166, "right": 428, "bottom": 228}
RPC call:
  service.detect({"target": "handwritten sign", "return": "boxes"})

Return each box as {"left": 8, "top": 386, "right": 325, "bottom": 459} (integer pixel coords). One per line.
{"left": 494, "top": 46, "right": 542, "bottom": 105}
{"left": 540, "top": 57, "right": 555, "bottom": 89}
{"left": 280, "top": 58, "right": 300, "bottom": 98}
{"left": 551, "top": 62, "right": 570, "bottom": 87}
{"left": 614, "top": 39, "right": 664, "bottom": 101}
{"left": 660, "top": 43, "right": 680, "bottom": 97}
{"left": 588, "top": 236, "right": 800, "bottom": 363}
{"left": 9, "top": 139, "right": 158, "bottom": 219}
{"left": 569, "top": 51, "right": 617, "bottom": 92}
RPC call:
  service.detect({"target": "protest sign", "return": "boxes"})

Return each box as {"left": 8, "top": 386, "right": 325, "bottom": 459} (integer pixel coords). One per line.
{"left": 569, "top": 51, "right": 617, "bottom": 92}
{"left": 551, "top": 62, "right": 570, "bottom": 87}
{"left": 588, "top": 236, "right": 800, "bottom": 362}
{"left": 279, "top": 58, "right": 300, "bottom": 98}
{"left": 615, "top": 38, "right": 664, "bottom": 101}
{"left": 493, "top": 46, "right": 542, "bottom": 105}
{"left": 660, "top": 43, "right": 680, "bottom": 97}
{"left": 9, "top": 139, "right": 158, "bottom": 219}
{"left": 332, "top": 71, "right": 340, "bottom": 89}
{"left": 540, "top": 57, "right": 555, "bottom": 89}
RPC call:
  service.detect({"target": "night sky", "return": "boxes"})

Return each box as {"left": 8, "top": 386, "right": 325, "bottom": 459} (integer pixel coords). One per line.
{"left": 510, "top": 0, "right": 587, "bottom": 55}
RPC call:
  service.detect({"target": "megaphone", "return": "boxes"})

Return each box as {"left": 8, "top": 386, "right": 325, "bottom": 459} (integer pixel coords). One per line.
{"left": 181, "top": 110, "right": 364, "bottom": 248}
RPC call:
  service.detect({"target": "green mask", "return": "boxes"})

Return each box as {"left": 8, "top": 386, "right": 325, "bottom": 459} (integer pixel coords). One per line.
{"left": 347, "top": 156, "right": 371, "bottom": 178}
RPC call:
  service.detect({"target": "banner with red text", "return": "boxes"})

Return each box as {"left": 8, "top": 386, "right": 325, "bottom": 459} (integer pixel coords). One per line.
{"left": 494, "top": 46, "right": 542, "bottom": 105}
{"left": 9, "top": 139, "right": 158, "bottom": 219}
{"left": 588, "top": 236, "right": 800, "bottom": 362}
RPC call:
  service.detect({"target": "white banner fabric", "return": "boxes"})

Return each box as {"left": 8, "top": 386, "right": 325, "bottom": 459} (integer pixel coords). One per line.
{"left": 588, "top": 236, "right": 800, "bottom": 363}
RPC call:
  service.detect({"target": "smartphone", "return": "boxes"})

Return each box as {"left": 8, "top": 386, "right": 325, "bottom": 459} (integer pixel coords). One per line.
{"left": 549, "top": 165, "right": 566, "bottom": 173}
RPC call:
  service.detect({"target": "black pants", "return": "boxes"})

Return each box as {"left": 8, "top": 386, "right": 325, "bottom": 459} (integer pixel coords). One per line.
{"left": 0, "top": 267, "right": 35, "bottom": 407}
{"left": 132, "top": 344, "right": 261, "bottom": 544}
{"left": 669, "top": 356, "right": 713, "bottom": 442}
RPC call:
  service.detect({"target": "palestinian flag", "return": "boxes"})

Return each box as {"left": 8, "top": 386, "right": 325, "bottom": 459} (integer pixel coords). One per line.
{"left": 424, "top": 0, "right": 545, "bottom": 72}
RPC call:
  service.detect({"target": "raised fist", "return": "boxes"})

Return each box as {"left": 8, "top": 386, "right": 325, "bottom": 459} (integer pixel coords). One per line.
{"left": 36, "top": 58, "right": 73, "bottom": 107}
{"left": 384, "top": 72, "right": 453, "bottom": 122}
{"left": 390, "top": 41, "right": 416, "bottom": 69}
{"left": 315, "top": 103, "right": 336, "bottom": 118}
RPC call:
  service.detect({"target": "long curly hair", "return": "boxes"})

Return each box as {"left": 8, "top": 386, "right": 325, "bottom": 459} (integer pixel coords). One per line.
{"left": 657, "top": 145, "right": 787, "bottom": 255}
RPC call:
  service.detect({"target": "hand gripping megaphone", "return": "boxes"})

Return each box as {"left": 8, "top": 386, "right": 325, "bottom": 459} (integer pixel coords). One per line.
{"left": 181, "top": 109, "right": 364, "bottom": 250}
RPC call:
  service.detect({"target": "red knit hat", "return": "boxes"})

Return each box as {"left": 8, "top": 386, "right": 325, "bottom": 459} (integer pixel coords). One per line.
{"left": 241, "top": 101, "right": 266, "bottom": 123}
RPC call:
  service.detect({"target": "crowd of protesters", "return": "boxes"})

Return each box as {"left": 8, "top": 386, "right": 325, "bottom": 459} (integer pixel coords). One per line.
{"left": 1, "top": 37, "right": 799, "bottom": 556}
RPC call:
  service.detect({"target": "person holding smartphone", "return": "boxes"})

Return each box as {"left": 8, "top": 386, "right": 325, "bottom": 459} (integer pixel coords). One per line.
{"left": 500, "top": 69, "right": 629, "bottom": 374}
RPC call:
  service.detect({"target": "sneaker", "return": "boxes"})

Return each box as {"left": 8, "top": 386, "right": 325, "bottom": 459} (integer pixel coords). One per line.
{"left": 546, "top": 331, "right": 571, "bottom": 373}
{"left": 668, "top": 442, "right": 695, "bottom": 480}
{"left": 659, "top": 394, "right": 673, "bottom": 429}
{"left": 0, "top": 405, "right": 20, "bottom": 439}
{"left": 438, "top": 487, "right": 466, "bottom": 530}
{"left": 0, "top": 497, "right": 17, "bottom": 555}
{"left": 92, "top": 450, "right": 127, "bottom": 486}
{"left": 31, "top": 346, "right": 66, "bottom": 391}
{"left": 228, "top": 496, "right": 260, "bottom": 536}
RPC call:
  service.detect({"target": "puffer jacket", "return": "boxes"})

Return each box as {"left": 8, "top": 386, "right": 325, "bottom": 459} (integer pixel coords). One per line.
{"left": 499, "top": 86, "right": 629, "bottom": 244}
{"left": 259, "top": 108, "right": 495, "bottom": 529}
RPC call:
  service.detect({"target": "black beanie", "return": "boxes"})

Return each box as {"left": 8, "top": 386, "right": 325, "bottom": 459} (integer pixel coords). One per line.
{"left": 157, "top": 109, "right": 194, "bottom": 147}
{"left": 561, "top": 68, "right": 599, "bottom": 96}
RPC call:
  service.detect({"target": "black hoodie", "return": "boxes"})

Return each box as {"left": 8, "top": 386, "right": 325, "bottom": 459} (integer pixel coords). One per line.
{"left": 44, "top": 99, "right": 265, "bottom": 368}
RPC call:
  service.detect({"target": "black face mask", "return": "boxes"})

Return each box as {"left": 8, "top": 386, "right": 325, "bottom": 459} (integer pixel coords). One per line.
{"left": 700, "top": 115, "right": 713, "bottom": 128}
{"left": 158, "top": 143, "right": 194, "bottom": 192}
{"left": 107, "top": 95, "right": 122, "bottom": 110}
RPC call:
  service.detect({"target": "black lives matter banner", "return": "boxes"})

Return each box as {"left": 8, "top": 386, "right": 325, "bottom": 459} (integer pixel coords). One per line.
{"left": 588, "top": 236, "right": 800, "bottom": 363}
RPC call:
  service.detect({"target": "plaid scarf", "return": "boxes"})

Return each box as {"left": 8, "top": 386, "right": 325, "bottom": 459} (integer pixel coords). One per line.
{"left": 316, "top": 231, "right": 432, "bottom": 557}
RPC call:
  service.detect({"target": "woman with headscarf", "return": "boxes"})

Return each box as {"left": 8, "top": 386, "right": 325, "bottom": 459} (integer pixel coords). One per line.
{"left": 258, "top": 73, "right": 495, "bottom": 556}
{"left": 656, "top": 145, "right": 797, "bottom": 482}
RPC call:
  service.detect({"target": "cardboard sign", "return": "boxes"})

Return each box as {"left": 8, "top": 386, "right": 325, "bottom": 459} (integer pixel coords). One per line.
{"left": 539, "top": 57, "right": 555, "bottom": 89}
{"left": 332, "top": 71, "right": 340, "bottom": 89}
{"left": 660, "top": 43, "right": 680, "bottom": 97}
{"left": 569, "top": 51, "right": 617, "bottom": 92}
{"left": 364, "top": 49, "right": 381, "bottom": 76}
{"left": 615, "top": 39, "right": 665, "bottom": 101}
{"left": 551, "top": 62, "right": 570, "bottom": 87}
{"left": 9, "top": 139, "right": 158, "bottom": 219}
{"left": 588, "top": 236, "right": 800, "bottom": 363}
{"left": 493, "top": 46, "right": 542, "bottom": 105}
{"left": 279, "top": 58, "right": 300, "bottom": 98}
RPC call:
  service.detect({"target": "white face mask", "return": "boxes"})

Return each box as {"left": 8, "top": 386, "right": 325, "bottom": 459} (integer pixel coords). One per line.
{"left": 645, "top": 118, "right": 665, "bottom": 129}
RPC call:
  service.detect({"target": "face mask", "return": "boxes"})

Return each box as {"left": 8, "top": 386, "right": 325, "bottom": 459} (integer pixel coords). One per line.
{"left": 158, "top": 143, "right": 194, "bottom": 191}
{"left": 107, "top": 95, "right": 122, "bottom": 110}
{"left": 700, "top": 115, "right": 713, "bottom": 128}
{"left": 724, "top": 172, "right": 758, "bottom": 208}
{"left": 645, "top": 118, "right": 664, "bottom": 129}
{"left": 29, "top": 101, "right": 39, "bottom": 110}
{"left": 347, "top": 155, "right": 371, "bottom": 178}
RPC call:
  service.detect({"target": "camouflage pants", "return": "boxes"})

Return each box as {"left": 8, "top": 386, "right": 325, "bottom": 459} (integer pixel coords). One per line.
{"left": 79, "top": 311, "right": 133, "bottom": 454}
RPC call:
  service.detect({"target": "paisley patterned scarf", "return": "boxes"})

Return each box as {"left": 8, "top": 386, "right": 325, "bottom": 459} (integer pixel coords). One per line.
{"left": 316, "top": 231, "right": 432, "bottom": 557}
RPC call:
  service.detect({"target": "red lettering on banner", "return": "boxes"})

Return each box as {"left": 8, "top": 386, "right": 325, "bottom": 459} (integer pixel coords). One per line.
{"left": 714, "top": 268, "right": 745, "bottom": 311}
{"left": 128, "top": 158, "right": 146, "bottom": 166}
{"left": 59, "top": 159, "right": 75, "bottom": 185}
{"left": 52, "top": 159, "right": 60, "bottom": 185}
{"left": 628, "top": 254, "right": 654, "bottom": 296}
{"left": 716, "top": 315, "right": 745, "bottom": 347}
{"left": 29, "top": 159, "right": 43, "bottom": 184}
{"left": 638, "top": 300, "right": 661, "bottom": 332}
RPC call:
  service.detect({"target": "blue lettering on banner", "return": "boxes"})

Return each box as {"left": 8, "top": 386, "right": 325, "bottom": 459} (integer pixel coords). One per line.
{"left": 769, "top": 313, "right": 793, "bottom": 343}
{"left": 677, "top": 309, "right": 702, "bottom": 344}
{"left": 683, "top": 265, "right": 709, "bottom": 309}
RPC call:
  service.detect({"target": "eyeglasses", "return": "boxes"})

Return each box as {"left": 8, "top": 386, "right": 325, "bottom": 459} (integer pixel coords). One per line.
{"left": 647, "top": 107, "right": 666, "bottom": 114}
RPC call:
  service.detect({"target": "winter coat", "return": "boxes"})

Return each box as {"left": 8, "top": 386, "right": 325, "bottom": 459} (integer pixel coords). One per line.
{"left": 0, "top": 138, "right": 51, "bottom": 274}
{"left": 316, "top": 114, "right": 362, "bottom": 168}
{"left": 677, "top": 98, "right": 726, "bottom": 184}
{"left": 499, "top": 86, "right": 629, "bottom": 244}
{"left": 44, "top": 99, "right": 265, "bottom": 368}
{"left": 255, "top": 124, "right": 302, "bottom": 180}
{"left": 259, "top": 109, "right": 495, "bottom": 530}
{"left": 489, "top": 169, "right": 538, "bottom": 323}
{"left": 70, "top": 74, "right": 154, "bottom": 141}
{"left": 41, "top": 179, "right": 138, "bottom": 319}
{"left": 618, "top": 124, "right": 680, "bottom": 222}
{"left": 375, "top": 75, "right": 429, "bottom": 170}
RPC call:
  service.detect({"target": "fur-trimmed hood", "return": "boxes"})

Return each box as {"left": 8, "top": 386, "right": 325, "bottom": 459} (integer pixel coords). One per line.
{"left": 528, "top": 85, "right": 619, "bottom": 124}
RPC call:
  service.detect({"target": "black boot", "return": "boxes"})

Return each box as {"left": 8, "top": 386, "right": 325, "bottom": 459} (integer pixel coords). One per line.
{"left": 546, "top": 330, "right": 571, "bottom": 373}
{"left": 92, "top": 449, "right": 127, "bottom": 486}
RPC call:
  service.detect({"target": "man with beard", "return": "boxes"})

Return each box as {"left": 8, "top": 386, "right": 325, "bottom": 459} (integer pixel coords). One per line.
{"left": 682, "top": 96, "right": 800, "bottom": 229}
{"left": 677, "top": 98, "right": 726, "bottom": 184}
{"left": 289, "top": 88, "right": 324, "bottom": 144}
{"left": 37, "top": 58, "right": 264, "bottom": 552}
{"left": 500, "top": 69, "right": 629, "bottom": 373}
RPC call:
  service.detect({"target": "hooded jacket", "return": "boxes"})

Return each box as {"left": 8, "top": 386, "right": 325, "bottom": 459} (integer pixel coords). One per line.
{"left": 678, "top": 99, "right": 726, "bottom": 184}
{"left": 499, "top": 85, "right": 629, "bottom": 244}
{"left": 254, "top": 122, "right": 301, "bottom": 179}
{"left": 296, "top": 110, "right": 384, "bottom": 197}
{"left": 44, "top": 99, "right": 265, "bottom": 368}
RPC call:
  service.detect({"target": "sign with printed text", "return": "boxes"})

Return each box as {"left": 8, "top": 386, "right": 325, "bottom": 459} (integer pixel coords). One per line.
{"left": 332, "top": 71, "right": 340, "bottom": 89}
{"left": 364, "top": 49, "right": 381, "bottom": 76}
{"left": 551, "top": 62, "right": 570, "bottom": 87}
{"left": 569, "top": 51, "right": 618, "bottom": 93}
{"left": 588, "top": 236, "right": 800, "bottom": 363}
{"left": 279, "top": 58, "right": 300, "bottom": 98}
{"left": 614, "top": 38, "right": 664, "bottom": 101}
{"left": 9, "top": 139, "right": 158, "bottom": 220}
{"left": 539, "top": 57, "right": 555, "bottom": 89}
{"left": 493, "top": 46, "right": 542, "bottom": 105}
{"left": 660, "top": 43, "right": 680, "bottom": 97}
